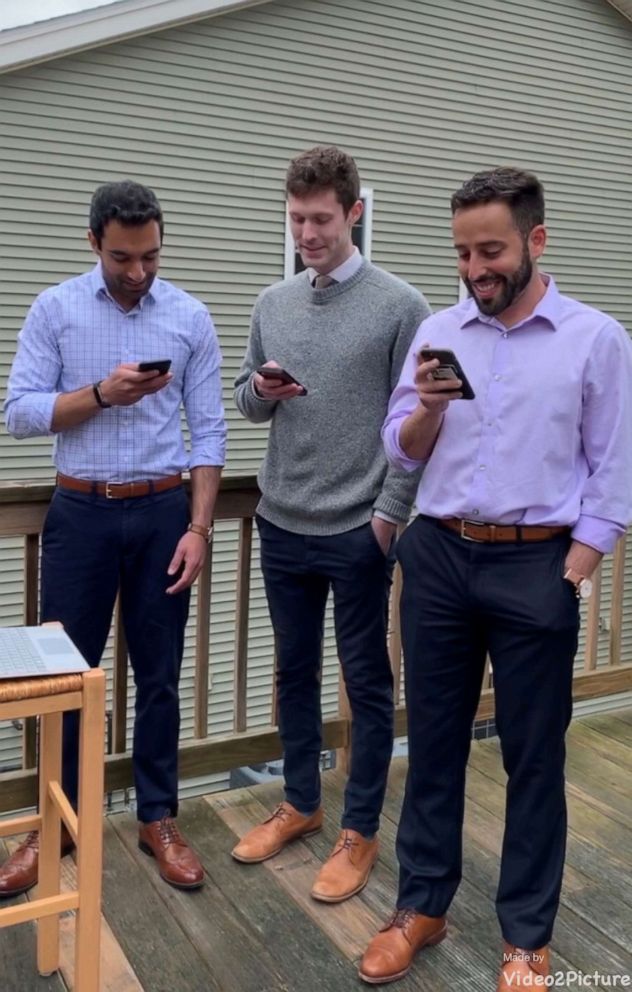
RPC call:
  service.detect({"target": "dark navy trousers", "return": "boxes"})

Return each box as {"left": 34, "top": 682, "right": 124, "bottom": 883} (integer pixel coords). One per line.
{"left": 396, "top": 516, "right": 579, "bottom": 949}
{"left": 40, "top": 484, "right": 190, "bottom": 823}
{"left": 257, "top": 516, "right": 395, "bottom": 838}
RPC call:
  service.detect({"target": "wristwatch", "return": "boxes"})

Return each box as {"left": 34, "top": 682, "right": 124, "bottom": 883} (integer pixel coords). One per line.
{"left": 187, "top": 523, "right": 214, "bottom": 544}
{"left": 563, "top": 568, "right": 593, "bottom": 600}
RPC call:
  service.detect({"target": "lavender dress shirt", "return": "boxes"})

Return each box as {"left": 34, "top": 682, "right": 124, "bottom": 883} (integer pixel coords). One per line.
{"left": 382, "top": 275, "right": 632, "bottom": 553}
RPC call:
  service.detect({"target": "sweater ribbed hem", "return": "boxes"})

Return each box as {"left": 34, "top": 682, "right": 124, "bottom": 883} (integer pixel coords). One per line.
{"left": 257, "top": 498, "right": 376, "bottom": 536}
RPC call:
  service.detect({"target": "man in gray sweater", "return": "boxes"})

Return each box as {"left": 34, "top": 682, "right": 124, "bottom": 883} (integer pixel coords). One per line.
{"left": 232, "top": 146, "right": 430, "bottom": 903}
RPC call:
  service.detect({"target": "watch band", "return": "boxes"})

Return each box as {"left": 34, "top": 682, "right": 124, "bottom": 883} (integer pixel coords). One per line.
{"left": 93, "top": 380, "right": 112, "bottom": 409}
{"left": 188, "top": 522, "right": 214, "bottom": 544}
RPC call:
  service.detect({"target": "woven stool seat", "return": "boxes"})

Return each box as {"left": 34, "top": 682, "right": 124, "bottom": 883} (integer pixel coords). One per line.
{"left": 0, "top": 674, "right": 84, "bottom": 703}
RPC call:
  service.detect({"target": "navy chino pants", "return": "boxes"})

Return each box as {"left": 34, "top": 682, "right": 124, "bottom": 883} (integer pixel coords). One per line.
{"left": 257, "top": 515, "right": 396, "bottom": 838}
{"left": 396, "top": 515, "right": 580, "bottom": 949}
{"left": 40, "top": 484, "right": 190, "bottom": 824}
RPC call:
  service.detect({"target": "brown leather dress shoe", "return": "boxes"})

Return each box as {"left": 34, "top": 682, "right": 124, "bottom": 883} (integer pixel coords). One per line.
{"left": 231, "top": 802, "right": 323, "bottom": 863}
{"left": 497, "top": 942, "right": 550, "bottom": 991}
{"left": 359, "top": 908, "right": 448, "bottom": 984}
{"left": 311, "top": 829, "right": 378, "bottom": 903}
{"left": 0, "top": 825, "right": 75, "bottom": 899}
{"left": 138, "top": 816, "right": 204, "bottom": 890}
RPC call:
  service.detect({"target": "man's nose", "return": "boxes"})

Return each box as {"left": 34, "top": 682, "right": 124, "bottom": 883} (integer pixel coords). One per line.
{"left": 126, "top": 261, "right": 145, "bottom": 282}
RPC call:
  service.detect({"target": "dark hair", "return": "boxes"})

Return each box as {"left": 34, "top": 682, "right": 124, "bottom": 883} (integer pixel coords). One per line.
{"left": 89, "top": 180, "right": 164, "bottom": 247}
{"left": 285, "top": 146, "right": 360, "bottom": 214}
{"left": 451, "top": 167, "right": 545, "bottom": 238}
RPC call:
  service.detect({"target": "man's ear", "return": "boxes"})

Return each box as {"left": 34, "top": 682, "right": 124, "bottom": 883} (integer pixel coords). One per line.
{"left": 348, "top": 198, "right": 364, "bottom": 226}
{"left": 529, "top": 224, "right": 547, "bottom": 260}
{"left": 87, "top": 229, "right": 100, "bottom": 255}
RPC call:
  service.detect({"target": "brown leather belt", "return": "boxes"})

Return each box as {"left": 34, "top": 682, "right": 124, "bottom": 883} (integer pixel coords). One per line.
{"left": 56, "top": 473, "right": 182, "bottom": 500}
{"left": 440, "top": 517, "right": 569, "bottom": 543}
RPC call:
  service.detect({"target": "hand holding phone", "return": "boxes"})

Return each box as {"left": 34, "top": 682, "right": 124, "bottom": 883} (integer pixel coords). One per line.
{"left": 254, "top": 363, "right": 307, "bottom": 398}
{"left": 418, "top": 348, "right": 475, "bottom": 401}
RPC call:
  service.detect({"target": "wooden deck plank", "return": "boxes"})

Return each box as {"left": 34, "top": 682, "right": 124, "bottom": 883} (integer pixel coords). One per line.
{"left": 99, "top": 819, "right": 223, "bottom": 992}
{"left": 177, "top": 797, "right": 367, "bottom": 992}
{"left": 0, "top": 839, "right": 67, "bottom": 992}
{"left": 571, "top": 715, "right": 632, "bottom": 756}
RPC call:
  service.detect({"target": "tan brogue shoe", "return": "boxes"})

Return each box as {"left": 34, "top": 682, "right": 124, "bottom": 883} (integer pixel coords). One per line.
{"left": 138, "top": 816, "right": 204, "bottom": 890}
{"left": 0, "top": 824, "right": 75, "bottom": 899}
{"left": 359, "top": 908, "right": 447, "bottom": 984}
{"left": 231, "top": 802, "right": 323, "bottom": 863}
{"left": 311, "top": 829, "right": 378, "bottom": 903}
{"left": 497, "top": 942, "right": 550, "bottom": 991}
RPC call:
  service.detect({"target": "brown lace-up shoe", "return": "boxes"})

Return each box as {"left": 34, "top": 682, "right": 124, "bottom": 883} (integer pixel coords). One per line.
{"left": 231, "top": 802, "right": 323, "bottom": 863}
{"left": 359, "top": 908, "right": 448, "bottom": 984}
{"left": 497, "top": 942, "right": 550, "bottom": 991}
{"left": 0, "top": 825, "right": 75, "bottom": 899}
{"left": 138, "top": 816, "right": 204, "bottom": 890}
{"left": 311, "top": 829, "right": 378, "bottom": 903}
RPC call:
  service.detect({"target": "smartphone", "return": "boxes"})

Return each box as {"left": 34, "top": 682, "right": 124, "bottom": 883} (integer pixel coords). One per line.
{"left": 256, "top": 366, "right": 307, "bottom": 393}
{"left": 419, "top": 348, "right": 475, "bottom": 400}
{"left": 138, "top": 360, "right": 172, "bottom": 375}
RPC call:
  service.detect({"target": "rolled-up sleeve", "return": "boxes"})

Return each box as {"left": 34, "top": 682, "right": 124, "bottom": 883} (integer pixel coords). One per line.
{"left": 571, "top": 319, "right": 632, "bottom": 553}
{"left": 382, "top": 326, "right": 427, "bottom": 473}
{"left": 4, "top": 295, "right": 62, "bottom": 439}
{"left": 183, "top": 309, "right": 226, "bottom": 468}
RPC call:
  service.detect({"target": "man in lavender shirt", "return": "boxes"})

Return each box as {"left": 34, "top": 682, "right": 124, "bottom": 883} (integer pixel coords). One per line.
{"left": 359, "top": 167, "right": 632, "bottom": 989}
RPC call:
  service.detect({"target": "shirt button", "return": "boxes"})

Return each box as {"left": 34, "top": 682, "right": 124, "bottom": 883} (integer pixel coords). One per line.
{"left": 472, "top": 509, "right": 480, "bottom": 516}
{"left": 479, "top": 465, "right": 486, "bottom": 471}
{"left": 502, "top": 332, "right": 508, "bottom": 338}
{"left": 494, "top": 374, "right": 502, "bottom": 381}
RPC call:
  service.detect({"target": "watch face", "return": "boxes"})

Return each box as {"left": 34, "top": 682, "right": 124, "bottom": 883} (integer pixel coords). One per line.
{"left": 578, "top": 578, "right": 593, "bottom": 599}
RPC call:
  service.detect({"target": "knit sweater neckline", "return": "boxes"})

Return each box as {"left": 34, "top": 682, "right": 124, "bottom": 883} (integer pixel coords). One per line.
{"left": 303, "top": 257, "right": 371, "bottom": 303}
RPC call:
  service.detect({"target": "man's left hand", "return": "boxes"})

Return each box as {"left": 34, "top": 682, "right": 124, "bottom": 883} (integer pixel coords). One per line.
{"left": 564, "top": 540, "right": 603, "bottom": 581}
{"left": 371, "top": 517, "right": 397, "bottom": 556}
{"left": 166, "top": 532, "right": 208, "bottom": 595}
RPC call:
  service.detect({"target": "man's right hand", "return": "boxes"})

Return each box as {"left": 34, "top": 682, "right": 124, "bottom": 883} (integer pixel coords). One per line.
{"left": 253, "top": 361, "right": 305, "bottom": 401}
{"left": 100, "top": 363, "right": 173, "bottom": 407}
{"left": 414, "top": 345, "right": 462, "bottom": 413}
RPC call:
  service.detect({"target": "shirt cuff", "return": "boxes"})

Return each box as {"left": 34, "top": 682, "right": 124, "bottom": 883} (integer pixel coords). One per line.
{"left": 373, "top": 510, "right": 399, "bottom": 525}
{"left": 570, "top": 514, "right": 626, "bottom": 554}
{"left": 383, "top": 420, "right": 427, "bottom": 473}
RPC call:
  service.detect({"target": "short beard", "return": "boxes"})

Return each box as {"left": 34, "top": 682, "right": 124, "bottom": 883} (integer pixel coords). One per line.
{"left": 467, "top": 247, "right": 532, "bottom": 317}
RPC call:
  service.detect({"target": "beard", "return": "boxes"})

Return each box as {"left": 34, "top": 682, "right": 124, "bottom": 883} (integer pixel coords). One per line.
{"left": 467, "top": 246, "right": 532, "bottom": 317}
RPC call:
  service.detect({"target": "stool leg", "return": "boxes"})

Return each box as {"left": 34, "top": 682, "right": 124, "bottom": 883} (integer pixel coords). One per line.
{"left": 74, "top": 669, "right": 105, "bottom": 992}
{"left": 37, "top": 710, "right": 63, "bottom": 976}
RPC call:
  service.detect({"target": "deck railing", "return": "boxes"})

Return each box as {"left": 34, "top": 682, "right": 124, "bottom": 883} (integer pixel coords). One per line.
{"left": 0, "top": 478, "right": 630, "bottom": 812}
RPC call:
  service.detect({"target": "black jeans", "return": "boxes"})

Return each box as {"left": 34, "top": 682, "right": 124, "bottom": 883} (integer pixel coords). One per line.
{"left": 396, "top": 515, "right": 579, "bottom": 949}
{"left": 40, "top": 485, "right": 190, "bottom": 823}
{"left": 257, "top": 515, "right": 395, "bottom": 837}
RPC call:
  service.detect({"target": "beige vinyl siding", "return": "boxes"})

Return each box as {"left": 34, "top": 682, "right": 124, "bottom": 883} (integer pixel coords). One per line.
{"left": 0, "top": 0, "right": 631, "bottom": 783}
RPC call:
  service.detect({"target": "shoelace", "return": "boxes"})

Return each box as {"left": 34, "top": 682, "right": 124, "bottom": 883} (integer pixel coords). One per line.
{"left": 267, "top": 803, "right": 292, "bottom": 823}
{"left": 17, "top": 831, "right": 39, "bottom": 852}
{"left": 331, "top": 831, "right": 359, "bottom": 858}
{"left": 157, "top": 817, "right": 185, "bottom": 847}
{"left": 389, "top": 908, "right": 418, "bottom": 930}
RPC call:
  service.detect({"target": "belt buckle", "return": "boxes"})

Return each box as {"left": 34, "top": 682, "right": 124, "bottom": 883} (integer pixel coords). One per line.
{"left": 105, "top": 481, "right": 124, "bottom": 499}
{"left": 460, "top": 519, "right": 487, "bottom": 542}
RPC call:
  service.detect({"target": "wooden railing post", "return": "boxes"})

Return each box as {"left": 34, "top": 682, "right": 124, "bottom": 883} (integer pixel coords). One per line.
{"left": 194, "top": 545, "right": 213, "bottom": 738}
{"left": 22, "top": 532, "right": 40, "bottom": 768}
{"left": 112, "top": 596, "right": 128, "bottom": 754}
{"left": 234, "top": 518, "right": 252, "bottom": 734}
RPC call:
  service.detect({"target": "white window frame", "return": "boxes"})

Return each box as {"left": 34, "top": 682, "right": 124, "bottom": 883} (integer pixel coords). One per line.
{"left": 284, "top": 186, "right": 374, "bottom": 280}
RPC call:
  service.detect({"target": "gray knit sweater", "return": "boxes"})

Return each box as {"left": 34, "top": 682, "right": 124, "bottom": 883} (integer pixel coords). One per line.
{"left": 234, "top": 259, "right": 431, "bottom": 535}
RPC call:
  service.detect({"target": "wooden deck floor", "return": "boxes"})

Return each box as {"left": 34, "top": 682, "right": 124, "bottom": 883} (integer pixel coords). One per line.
{"left": 2, "top": 709, "right": 632, "bottom": 991}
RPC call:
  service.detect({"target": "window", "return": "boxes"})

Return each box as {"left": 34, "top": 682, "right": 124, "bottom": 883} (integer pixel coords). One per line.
{"left": 283, "top": 187, "right": 374, "bottom": 279}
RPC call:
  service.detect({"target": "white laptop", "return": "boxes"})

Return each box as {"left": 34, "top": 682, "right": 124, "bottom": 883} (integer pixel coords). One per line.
{"left": 0, "top": 626, "right": 89, "bottom": 679}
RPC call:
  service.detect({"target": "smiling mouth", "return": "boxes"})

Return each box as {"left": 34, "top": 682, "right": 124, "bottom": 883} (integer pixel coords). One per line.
{"left": 473, "top": 278, "right": 502, "bottom": 298}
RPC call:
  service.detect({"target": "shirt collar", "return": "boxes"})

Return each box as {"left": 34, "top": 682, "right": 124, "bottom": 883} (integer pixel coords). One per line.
{"left": 460, "top": 273, "right": 560, "bottom": 332}
{"left": 307, "top": 246, "right": 362, "bottom": 286}
{"left": 90, "top": 261, "right": 160, "bottom": 309}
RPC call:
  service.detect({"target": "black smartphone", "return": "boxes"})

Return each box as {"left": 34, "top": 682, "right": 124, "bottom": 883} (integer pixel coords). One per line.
{"left": 138, "top": 360, "right": 172, "bottom": 375}
{"left": 256, "top": 366, "right": 307, "bottom": 393}
{"left": 419, "top": 348, "right": 475, "bottom": 400}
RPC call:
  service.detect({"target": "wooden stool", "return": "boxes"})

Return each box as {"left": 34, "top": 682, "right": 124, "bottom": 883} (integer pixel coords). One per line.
{"left": 0, "top": 668, "right": 105, "bottom": 990}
